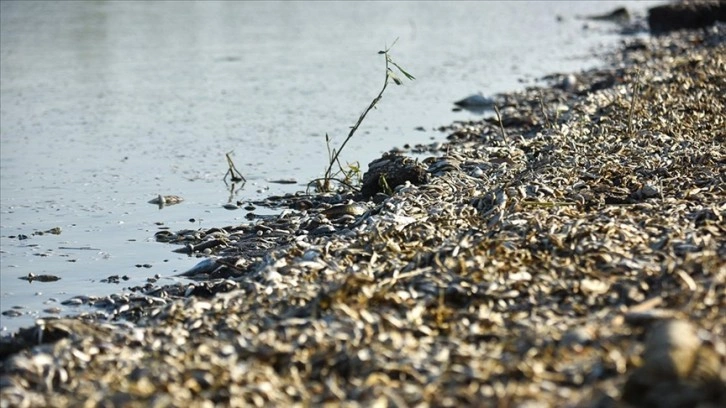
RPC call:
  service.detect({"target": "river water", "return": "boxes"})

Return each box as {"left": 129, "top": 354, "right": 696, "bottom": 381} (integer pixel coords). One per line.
{"left": 0, "top": 1, "right": 659, "bottom": 334}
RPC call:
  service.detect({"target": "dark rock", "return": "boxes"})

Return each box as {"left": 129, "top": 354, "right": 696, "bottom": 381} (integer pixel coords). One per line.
{"left": 101, "top": 275, "right": 120, "bottom": 284}
{"left": 360, "top": 154, "right": 429, "bottom": 198}
{"left": 648, "top": 1, "right": 726, "bottom": 35}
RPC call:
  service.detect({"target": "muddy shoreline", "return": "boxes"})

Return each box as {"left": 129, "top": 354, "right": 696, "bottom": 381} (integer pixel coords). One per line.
{"left": 2, "top": 14, "right": 725, "bottom": 408}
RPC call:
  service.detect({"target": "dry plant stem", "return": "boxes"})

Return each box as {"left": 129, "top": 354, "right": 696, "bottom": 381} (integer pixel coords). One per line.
{"left": 539, "top": 91, "right": 552, "bottom": 129}
{"left": 323, "top": 54, "right": 392, "bottom": 188}
{"left": 494, "top": 105, "right": 509, "bottom": 145}
{"left": 309, "top": 177, "right": 358, "bottom": 193}
{"left": 521, "top": 200, "right": 576, "bottom": 208}
{"left": 223, "top": 152, "right": 246, "bottom": 183}
{"left": 628, "top": 70, "right": 641, "bottom": 137}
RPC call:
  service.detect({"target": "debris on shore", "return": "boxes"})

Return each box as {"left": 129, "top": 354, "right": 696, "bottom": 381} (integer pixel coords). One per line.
{"left": 148, "top": 194, "right": 184, "bottom": 209}
{"left": 1, "top": 16, "right": 724, "bottom": 408}
{"left": 648, "top": 0, "right": 726, "bottom": 34}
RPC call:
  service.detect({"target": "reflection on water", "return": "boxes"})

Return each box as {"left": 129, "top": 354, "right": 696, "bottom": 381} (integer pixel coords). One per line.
{"left": 0, "top": 1, "right": 658, "bottom": 333}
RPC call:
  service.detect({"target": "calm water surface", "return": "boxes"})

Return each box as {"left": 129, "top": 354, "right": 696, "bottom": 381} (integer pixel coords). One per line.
{"left": 0, "top": 1, "right": 659, "bottom": 333}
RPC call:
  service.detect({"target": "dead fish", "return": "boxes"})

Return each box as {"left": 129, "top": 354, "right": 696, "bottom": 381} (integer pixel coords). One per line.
{"left": 454, "top": 93, "right": 495, "bottom": 110}
{"left": 179, "top": 258, "right": 220, "bottom": 277}
{"left": 585, "top": 7, "right": 630, "bottom": 23}
{"left": 322, "top": 203, "right": 369, "bottom": 218}
{"left": 148, "top": 195, "right": 184, "bottom": 208}
{"left": 268, "top": 179, "right": 298, "bottom": 185}
{"left": 19, "top": 273, "right": 61, "bottom": 283}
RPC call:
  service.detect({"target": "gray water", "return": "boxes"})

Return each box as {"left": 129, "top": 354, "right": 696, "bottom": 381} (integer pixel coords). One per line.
{"left": 1, "top": 1, "right": 659, "bottom": 334}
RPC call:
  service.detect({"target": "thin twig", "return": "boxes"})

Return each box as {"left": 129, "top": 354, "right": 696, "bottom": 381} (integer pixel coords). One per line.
{"left": 319, "top": 39, "right": 413, "bottom": 192}
{"left": 538, "top": 90, "right": 552, "bottom": 129}
{"left": 324, "top": 54, "right": 391, "bottom": 184}
{"left": 493, "top": 105, "right": 509, "bottom": 147}
{"left": 627, "top": 70, "right": 641, "bottom": 137}
{"left": 307, "top": 177, "right": 360, "bottom": 194}
{"left": 223, "top": 151, "right": 246, "bottom": 183}
{"left": 520, "top": 200, "right": 577, "bottom": 207}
